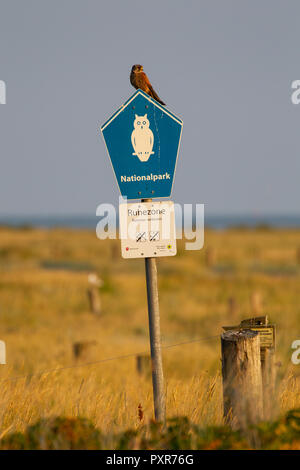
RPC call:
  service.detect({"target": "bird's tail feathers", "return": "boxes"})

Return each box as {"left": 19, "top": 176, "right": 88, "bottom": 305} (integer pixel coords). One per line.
{"left": 149, "top": 86, "right": 166, "bottom": 106}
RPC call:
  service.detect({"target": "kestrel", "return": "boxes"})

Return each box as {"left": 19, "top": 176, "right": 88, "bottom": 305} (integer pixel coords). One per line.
{"left": 130, "top": 64, "right": 166, "bottom": 106}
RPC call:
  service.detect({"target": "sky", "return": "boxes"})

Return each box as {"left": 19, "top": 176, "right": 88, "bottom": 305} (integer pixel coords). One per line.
{"left": 0, "top": 0, "right": 299, "bottom": 216}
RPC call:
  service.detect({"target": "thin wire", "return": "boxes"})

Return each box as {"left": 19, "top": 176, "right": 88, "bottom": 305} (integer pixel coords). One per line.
{"left": 162, "top": 335, "right": 219, "bottom": 349}
{"left": 0, "top": 334, "right": 219, "bottom": 384}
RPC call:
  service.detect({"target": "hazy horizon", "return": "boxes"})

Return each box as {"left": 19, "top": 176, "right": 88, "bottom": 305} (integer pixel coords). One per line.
{"left": 1, "top": 212, "right": 300, "bottom": 231}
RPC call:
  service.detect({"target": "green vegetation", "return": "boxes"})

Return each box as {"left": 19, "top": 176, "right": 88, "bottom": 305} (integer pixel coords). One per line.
{"left": 1, "top": 409, "right": 299, "bottom": 450}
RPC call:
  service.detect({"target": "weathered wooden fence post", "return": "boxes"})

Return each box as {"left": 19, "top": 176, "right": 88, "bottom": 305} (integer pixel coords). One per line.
{"left": 87, "top": 273, "right": 103, "bottom": 316}
{"left": 136, "top": 354, "right": 151, "bottom": 377}
{"left": 223, "top": 316, "right": 276, "bottom": 420}
{"left": 261, "top": 347, "right": 276, "bottom": 420}
{"left": 73, "top": 340, "right": 96, "bottom": 361}
{"left": 240, "top": 315, "right": 276, "bottom": 420}
{"left": 87, "top": 288, "right": 101, "bottom": 315}
{"left": 221, "top": 329, "right": 263, "bottom": 428}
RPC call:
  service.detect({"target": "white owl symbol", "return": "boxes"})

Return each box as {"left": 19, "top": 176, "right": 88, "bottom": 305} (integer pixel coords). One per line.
{"left": 131, "top": 114, "right": 154, "bottom": 162}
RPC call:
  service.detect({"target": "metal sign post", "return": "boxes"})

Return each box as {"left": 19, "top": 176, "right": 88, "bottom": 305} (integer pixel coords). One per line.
{"left": 145, "top": 257, "right": 166, "bottom": 422}
{"left": 142, "top": 197, "right": 166, "bottom": 422}
{"left": 100, "top": 90, "right": 183, "bottom": 423}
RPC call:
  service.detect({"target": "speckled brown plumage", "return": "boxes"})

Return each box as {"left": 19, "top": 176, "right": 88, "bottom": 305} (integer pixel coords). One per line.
{"left": 130, "top": 64, "right": 166, "bottom": 106}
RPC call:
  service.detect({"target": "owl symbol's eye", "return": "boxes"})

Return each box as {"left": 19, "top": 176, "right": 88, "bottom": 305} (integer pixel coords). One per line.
{"left": 142, "top": 121, "right": 146, "bottom": 125}
{"left": 137, "top": 121, "right": 141, "bottom": 125}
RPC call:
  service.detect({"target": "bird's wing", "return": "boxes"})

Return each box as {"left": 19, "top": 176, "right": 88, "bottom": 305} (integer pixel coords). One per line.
{"left": 141, "top": 72, "right": 152, "bottom": 89}
{"left": 140, "top": 72, "right": 166, "bottom": 106}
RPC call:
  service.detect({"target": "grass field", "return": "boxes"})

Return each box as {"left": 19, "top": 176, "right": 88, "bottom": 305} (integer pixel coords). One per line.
{"left": 0, "top": 226, "right": 299, "bottom": 448}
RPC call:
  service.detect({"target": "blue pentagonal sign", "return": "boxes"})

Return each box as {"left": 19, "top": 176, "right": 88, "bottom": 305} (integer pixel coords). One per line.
{"left": 101, "top": 89, "right": 183, "bottom": 199}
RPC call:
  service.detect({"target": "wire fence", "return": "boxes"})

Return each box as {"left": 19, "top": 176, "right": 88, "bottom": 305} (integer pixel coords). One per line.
{"left": 0, "top": 334, "right": 220, "bottom": 384}
{"left": 1, "top": 327, "right": 298, "bottom": 385}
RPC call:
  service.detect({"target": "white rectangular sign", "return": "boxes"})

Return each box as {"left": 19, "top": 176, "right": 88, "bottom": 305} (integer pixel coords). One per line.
{"left": 119, "top": 201, "right": 177, "bottom": 259}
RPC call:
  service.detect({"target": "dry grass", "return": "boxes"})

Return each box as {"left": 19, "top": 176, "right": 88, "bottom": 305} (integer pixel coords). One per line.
{"left": 0, "top": 226, "right": 299, "bottom": 441}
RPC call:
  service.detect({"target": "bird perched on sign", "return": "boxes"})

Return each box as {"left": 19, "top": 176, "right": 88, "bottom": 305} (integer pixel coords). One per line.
{"left": 130, "top": 65, "right": 166, "bottom": 106}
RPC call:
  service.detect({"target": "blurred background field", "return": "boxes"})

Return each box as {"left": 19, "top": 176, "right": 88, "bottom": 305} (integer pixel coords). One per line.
{"left": 0, "top": 226, "right": 299, "bottom": 443}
